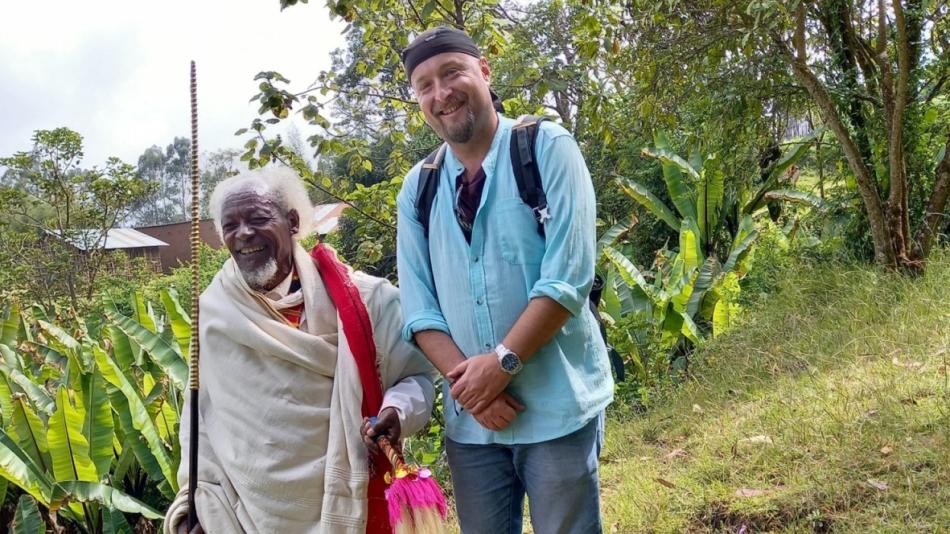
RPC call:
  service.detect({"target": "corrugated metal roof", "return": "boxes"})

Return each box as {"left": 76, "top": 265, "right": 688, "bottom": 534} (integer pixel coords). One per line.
{"left": 102, "top": 228, "right": 169, "bottom": 249}
{"left": 50, "top": 228, "right": 169, "bottom": 250}
{"left": 312, "top": 203, "right": 347, "bottom": 235}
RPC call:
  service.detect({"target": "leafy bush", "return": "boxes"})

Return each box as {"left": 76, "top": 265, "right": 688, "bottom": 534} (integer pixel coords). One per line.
{"left": 0, "top": 291, "right": 191, "bottom": 532}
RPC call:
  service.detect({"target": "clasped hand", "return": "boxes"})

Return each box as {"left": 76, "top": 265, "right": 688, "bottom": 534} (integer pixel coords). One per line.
{"left": 447, "top": 353, "right": 524, "bottom": 431}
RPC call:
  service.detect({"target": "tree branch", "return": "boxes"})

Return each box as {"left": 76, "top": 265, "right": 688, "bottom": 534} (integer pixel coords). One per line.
{"left": 772, "top": 31, "right": 893, "bottom": 266}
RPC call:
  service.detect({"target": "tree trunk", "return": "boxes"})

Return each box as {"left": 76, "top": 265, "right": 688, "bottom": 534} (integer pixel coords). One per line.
{"left": 776, "top": 34, "right": 895, "bottom": 267}
{"left": 913, "top": 134, "right": 950, "bottom": 259}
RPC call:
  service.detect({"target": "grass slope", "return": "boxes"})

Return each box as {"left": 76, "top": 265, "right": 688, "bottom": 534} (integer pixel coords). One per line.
{"left": 600, "top": 253, "right": 950, "bottom": 533}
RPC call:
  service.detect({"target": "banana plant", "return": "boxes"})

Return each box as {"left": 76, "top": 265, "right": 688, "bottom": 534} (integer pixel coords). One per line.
{"left": 609, "top": 131, "right": 823, "bottom": 335}
{"left": 0, "top": 292, "right": 189, "bottom": 533}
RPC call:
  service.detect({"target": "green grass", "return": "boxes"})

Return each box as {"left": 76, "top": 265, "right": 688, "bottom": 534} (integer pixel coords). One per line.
{"left": 600, "top": 251, "right": 950, "bottom": 533}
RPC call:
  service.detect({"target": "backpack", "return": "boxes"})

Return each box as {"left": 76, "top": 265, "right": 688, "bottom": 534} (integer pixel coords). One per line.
{"left": 413, "top": 115, "right": 625, "bottom": 382}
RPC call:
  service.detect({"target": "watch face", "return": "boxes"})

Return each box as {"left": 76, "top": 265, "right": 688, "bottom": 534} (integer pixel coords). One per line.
{"left": 501, "top": 353, "right": 521, "bottom": 373}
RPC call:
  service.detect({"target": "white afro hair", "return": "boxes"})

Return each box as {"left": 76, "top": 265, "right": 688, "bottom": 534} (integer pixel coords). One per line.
{"left": 208, "top": 166, "right": 315, "bottom": 241}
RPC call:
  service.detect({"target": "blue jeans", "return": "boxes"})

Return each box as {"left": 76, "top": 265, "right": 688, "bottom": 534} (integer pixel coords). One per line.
{"left": 446, "top": 415, "right": 604, "bottom": 534}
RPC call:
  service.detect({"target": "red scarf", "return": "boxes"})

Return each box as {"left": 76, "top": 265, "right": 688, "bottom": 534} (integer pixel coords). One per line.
{"left": 310, "top": 244, "right": 391, "bottom": 534}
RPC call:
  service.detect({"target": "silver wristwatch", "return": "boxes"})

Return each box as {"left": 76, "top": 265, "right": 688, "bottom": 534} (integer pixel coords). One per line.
{"left": 494, "top": 343, "right": 523, "bottom": 375}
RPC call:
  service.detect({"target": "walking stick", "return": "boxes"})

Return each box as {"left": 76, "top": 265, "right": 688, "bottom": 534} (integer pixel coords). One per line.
{"left": 187, "top": 60, "right": 201, "bottom": 532}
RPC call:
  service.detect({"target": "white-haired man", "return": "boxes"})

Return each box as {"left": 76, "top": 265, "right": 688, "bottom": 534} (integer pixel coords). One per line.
{"left": 164, "top": 168, "right": 436, "bottom": 534}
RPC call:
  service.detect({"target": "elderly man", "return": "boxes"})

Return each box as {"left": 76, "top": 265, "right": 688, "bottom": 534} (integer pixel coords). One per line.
{"left": 164, "top": 168, "right": 435, "bottom": 534}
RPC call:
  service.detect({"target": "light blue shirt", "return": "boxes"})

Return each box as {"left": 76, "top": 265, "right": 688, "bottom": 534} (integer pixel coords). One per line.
{"left": 396, "top": 114, "right": 614, "bottom": 445}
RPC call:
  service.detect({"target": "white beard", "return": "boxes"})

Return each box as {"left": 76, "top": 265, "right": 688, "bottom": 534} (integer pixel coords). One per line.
{"left": 241, "top": 258, "right": 279, "bottom": 291}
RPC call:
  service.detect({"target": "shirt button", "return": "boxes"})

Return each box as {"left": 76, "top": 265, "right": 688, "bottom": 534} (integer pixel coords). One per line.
{"left": 476, "top": 299, "right": 483, "bottom": 305}
{"left": 485, "top": 343, "right": 492, "bottom": 349}
{"left": 472, "top": 256, "right": 479, "bottom": 263}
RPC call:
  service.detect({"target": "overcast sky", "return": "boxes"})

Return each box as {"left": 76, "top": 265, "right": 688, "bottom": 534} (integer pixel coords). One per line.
{"left": 0, "top": 0, "right": 345, "bottom": 168}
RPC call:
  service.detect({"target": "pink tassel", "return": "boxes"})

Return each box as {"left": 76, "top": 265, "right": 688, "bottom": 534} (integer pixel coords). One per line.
{"left": 385, "top": 468, "right": 448, "bottom": 533}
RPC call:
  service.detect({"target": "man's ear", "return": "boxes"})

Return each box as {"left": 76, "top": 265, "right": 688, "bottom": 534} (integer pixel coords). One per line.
{"left": 287, "top": 209, "right": 300, "bottom": 235}
{"left": 479, "top": 56, "right": 491, "bottom": 82}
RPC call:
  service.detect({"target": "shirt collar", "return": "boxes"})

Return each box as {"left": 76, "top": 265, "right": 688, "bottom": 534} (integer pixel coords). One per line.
{"left": 263, "top": 266, "right": 296, "bottom": 302}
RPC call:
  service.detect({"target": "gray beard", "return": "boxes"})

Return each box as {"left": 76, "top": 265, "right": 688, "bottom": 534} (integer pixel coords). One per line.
{"left": 241, "top": 258, "right": 279, "bottom": 291}
{"left": 443, "top": 108, "right": 476, "bottom": 143}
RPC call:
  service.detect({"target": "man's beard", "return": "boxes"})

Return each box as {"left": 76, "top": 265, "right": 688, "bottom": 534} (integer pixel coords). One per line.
{"left": 240, "top": 257, "right": 279, "bottom": 291}
{"left": 441, "top": 107, "right": 476, "bottom": 143}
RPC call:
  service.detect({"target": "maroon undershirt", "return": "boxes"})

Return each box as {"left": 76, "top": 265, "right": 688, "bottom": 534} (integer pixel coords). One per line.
{"left": 454, "top": 167, "right": 486, "bottom": 243}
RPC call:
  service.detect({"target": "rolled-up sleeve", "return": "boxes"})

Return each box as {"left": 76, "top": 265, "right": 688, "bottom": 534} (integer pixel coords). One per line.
{"left": 366, "top": 275, "right": 437, "bottom": 437}
{"left": 527, "top": 131, "right": 597, "bottom": 316}
{"left": 396, "top": 165, "right": 451, "bottom": 341}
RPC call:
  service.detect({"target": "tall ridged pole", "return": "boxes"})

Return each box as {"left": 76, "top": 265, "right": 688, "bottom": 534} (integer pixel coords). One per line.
{"left": 187, "top": 60, "right": 201, "bottom": 532}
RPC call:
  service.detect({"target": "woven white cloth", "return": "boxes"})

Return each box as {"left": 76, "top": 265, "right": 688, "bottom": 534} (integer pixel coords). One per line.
{"left": 164, "top": 244, "right": 435, "bottom": 533}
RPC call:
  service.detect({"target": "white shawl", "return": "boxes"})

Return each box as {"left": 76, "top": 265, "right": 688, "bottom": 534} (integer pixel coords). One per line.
{"left": 165, "top": 245, "right": 434, "bottom": 533}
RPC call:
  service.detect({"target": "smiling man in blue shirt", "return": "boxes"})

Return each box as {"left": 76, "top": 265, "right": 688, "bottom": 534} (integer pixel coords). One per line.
{"left": 396, "top": 27, "right": 614, "bottom": 534}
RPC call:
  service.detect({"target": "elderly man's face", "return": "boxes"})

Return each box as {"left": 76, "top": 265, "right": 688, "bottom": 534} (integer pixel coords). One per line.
{"left": 220, "top": 189, "right": 299, "bottom": 291}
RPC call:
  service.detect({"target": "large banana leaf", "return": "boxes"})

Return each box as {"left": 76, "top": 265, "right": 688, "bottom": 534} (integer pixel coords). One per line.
{"left": 105, "top": 309, "right": 188, "bottom": 392}
{"left": 678, "top": 218, "right": 703, "bottom": 272}
{"left": 94, "top": 346, "right": 178, "bottom": 493}
{"left": 641, "top": 146, "right": 698, "bottom": 221}
{"left": 109, "top": 391, "right": 165, "bottom": 492}
{"left": 0, "top": 372, "right": 14, "bottom": 427}
{"left": 104, "top": 325, "right": 136, "bottom": 375}
{"left": 1, "top": 303, "right": 20, "bottom": 349}
{"left": 763, "top": 189, "right": 830, "bottom": 211}
{"left": 79, "top": 369, "right": 114, "bottom": 480}
{"left": 0, "top": 344, "right": 25, "bottom": 374}
{"left": 696, "top": 166, "right": 724, "bottom": 248}
{"left": 724, "top": 216, "right": 759, "bottom": 274}
{"left": 596, "top": 215, "right": 638, "bottom": 258}
{"left": 0, "top": 429, "right": 54, "bottom": 504}
{"left": 11, "top": 495, "right": 44, "bottom": 534}
{"left": 50, "top": 480, "right": 163, "bottom": 519}
{"left": 143, "top": 374, "right": 179, "bottom": 445}
{"left": 160, "top": 288, "right": 192, "bottom": 359}
{"left": 744, "top": 130, "right": 821, "bottom": 214}
{"left": 47, "top": 387, "right": 97, "bottom": 483}
{"left": 687, "top": 256, "right": 721, "bottom": 318}
{"left": 103, "top": 506, "right": 135, "bottom": 534}
{"left": 10, "top": 397, "right": 51, "bottom": 474}
{"left": 616, "top": 178, "right": 681, "bottom": 232}
{"left": 0, "top": 361, "right": 54, "bottom": 416}
{"left": 603, "top": 246, "right": 662, "bottom": 303}
{"left": 129, "top": 293, "right": 157, "bottom": 334}
{"left": 36, "top": 321, "right": 81, "bottom": 362}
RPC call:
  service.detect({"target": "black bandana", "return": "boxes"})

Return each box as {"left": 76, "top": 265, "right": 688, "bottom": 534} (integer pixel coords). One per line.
{"left": 401, "top": 27, "right": 505, "bottom": 113}
{"left": 401, "top": 27, "right": 480, "bottom": 80}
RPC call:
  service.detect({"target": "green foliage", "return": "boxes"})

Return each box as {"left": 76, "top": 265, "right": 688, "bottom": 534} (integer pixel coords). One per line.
{"left": 0, "top": 128, "right": 156, "bottom": 312}
{"left": 599, "top": 248, "right": 950, "bottom": 532}
{"left": 0, "top": 290, "right": 190, "bottom": 532}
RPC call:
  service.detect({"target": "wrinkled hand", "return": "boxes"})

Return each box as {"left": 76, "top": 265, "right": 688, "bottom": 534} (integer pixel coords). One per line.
{"left": 177, "top": 522, "right": 203, "bottom": 534}
{"left": 361, "top": 407, "right": 401, "bottom": 456}
{"left": 471, "top": 392, "right": 525, "bottom": 431}
{"left": 446, "top": 353, "right": 511, "bottom": 413}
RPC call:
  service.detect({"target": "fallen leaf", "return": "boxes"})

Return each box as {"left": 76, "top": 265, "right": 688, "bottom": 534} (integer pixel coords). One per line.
{"left": 938, "top": 364, "right": 947, "bottom": 376}
{"left": 735, "top": 488, "right": 769, "bottom": 497}
{"left": 739, "top": 435, "right": 774, "bottom": 445}
{"left": 692, "top": 404, "right": 705, "bottom": 414}
{"left": 610, "top": 523, "right": 618, "bottom": 533}
{"left": 655, "top": 477, "right": 676, "bottom": 489}
{"left": 880, "top": 446, "right": 893, "bottom": 456}
{"left": 664, "top": 448, "right": 687, "bottom": 461}
{"left": 892, "top": 357, "right": 924, "bottom": 370}
{"left": 867, "top": 478, "right": 889, "bottom": 491}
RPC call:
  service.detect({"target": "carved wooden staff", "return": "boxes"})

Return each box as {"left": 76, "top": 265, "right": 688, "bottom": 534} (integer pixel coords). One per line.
{"left": 187, "top": 60, "right": 201, "bottom": 532}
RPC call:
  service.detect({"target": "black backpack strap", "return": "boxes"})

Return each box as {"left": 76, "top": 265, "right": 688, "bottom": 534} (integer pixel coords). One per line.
{"left": 510, "top": 115, "right": 550, "bottom": 237}
{"left": 415, "top": 143, "right": 448, "bottom": 238}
